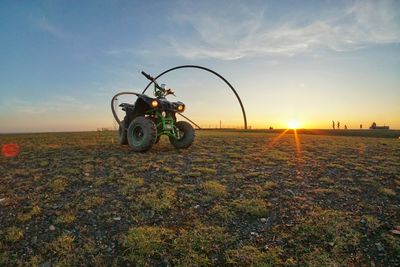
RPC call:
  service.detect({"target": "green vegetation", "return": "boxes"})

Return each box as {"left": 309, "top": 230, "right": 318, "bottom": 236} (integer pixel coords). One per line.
{"left": 0, "top": 130, "right": 399, "bottom": 265}
{"left": 201, "top": 181, "right": 227, "bottom": 201}
{"left": 225, "top": 245, "right": 280, "bottom": 266}
{"left": 122, "top": 226, "right": 174, "bottom": 265}
{"left": 231, "top": 198, "right": 270, "bottom": 218}
{"left": 5, "top": 227, "right": 24, "bottom": 242}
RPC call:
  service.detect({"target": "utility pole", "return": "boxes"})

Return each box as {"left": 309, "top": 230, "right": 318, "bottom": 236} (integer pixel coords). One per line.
{"left": 220, "top": 120, "right": 222, "bottom": 129}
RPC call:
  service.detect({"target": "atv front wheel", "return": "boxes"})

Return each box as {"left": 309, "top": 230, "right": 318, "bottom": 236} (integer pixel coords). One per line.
{"left": 127, "top": 116, "right": 157, "bottom": 152}
{"left": 118, "top": 119, "right": 128, "bottom": 145}
{"left": 169, "top": 121, "right": 195, "bottom": 149}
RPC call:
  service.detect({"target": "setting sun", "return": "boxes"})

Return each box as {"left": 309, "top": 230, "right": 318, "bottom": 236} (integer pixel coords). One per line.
{"left": 288, "top": 119, "right": 300, "bottom": 129}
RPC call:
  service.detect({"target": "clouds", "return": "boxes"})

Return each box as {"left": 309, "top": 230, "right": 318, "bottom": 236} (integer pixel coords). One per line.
{"left": 169, "top": 0, "right": 400, "bottom": 60}
{"left": 0, "top": 96, "right": 92, "bottom": 115}
{"left": 34, "top": 17, "right": 69, "bottom": 39}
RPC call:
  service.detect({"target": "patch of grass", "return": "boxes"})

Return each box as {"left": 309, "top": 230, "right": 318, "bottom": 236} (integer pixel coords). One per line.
{"left": 287, "top": 209, "right": 361, "bottom": 266}
{"left": 211, "top": 204, "right": 233, "bottom": 222}
{"left": 192, "top": 166, "right": 217, "bottom": 175}
{"left": 122, "top": 225, "right": 231, "bottom": 265}
{"left": 56, "top": 211, "right": 76, "bottom": 224}
{"left": 17, "top": 204, "right": 41, "bottom": 222}
{"left": 319, "top": 176, "right": 334, "bottom": 184}
{"left": 82, "top": 196, "right": 105, "bottom": 209}
{"left": 311, "top": 188, "right": 338, "bottom": 195}
{"left": 5, "top": 227, "right": 24, "bottom": 242}
{"left": 51, "top": 177, "right": 67, "bottom": 192}
{"left": 231, "top": 199, "right": 269, "bottom": 218}
{"left": 201, "top": 181, "right": 227, "bottom": 201}
{"left": 264, "top": 181, "right": 277, "bottom": 190}
{"left": 172, "top": 225, "right": 230, "bottom": 266}
{"left": 186, "top": 171, "right": 202, "bottom": 178}
{"left": 138, "top": 187, "right": 176, "bottom": 212}
{"left": 379, "top": 187, "right": 396, "bottom": 197}
{"left": 0, "top": 242, "right": 7, "bottom": 264}
{"left": 242, "top": 185, "right": 265, "bottom": 197}
{"left": 121, "top": 226, "right": 174, "bottom": 265}
{"left": 48, "top": 234, "right": 76, "bottom": 262}
{"left": 160, "top": 166, "right": 179, "bottom": 175}
{"left": 361, "top": 215, "right": 381, "bottom": 232}
{"left": 225, "top": 245, "right": 280, "bottom": 266}
{"left": 119, "top": 177, "right": 145, "bottom": 195}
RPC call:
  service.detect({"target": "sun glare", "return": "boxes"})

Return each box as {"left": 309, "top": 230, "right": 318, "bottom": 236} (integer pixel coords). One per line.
{"left": 288, "top": 119, "right": 300, "bottom": 129}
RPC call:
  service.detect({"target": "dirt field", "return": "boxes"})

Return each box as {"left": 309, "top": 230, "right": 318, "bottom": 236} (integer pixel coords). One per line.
{"left": 1, "top": 130, "right": 399, "bottom": 266}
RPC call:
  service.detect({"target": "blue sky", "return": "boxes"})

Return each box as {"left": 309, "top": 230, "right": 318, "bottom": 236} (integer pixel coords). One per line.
{"left": 1, "top": 0, "right": 399, "bottom": 132}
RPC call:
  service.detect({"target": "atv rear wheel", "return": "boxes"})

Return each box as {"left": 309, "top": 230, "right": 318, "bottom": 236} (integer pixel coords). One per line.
{"left": 127, "top": 116, "right": 157, "bottom": 152}
{"left": 118, "top": 119, "right": 128, "bottom": 145}
{"left": 169, "top": 121, "right": 195, "bottom": 149}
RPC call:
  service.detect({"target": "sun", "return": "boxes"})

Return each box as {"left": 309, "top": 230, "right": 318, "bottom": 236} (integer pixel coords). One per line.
{"left": 288, "top": 119, "right": 300, "bottom": 129}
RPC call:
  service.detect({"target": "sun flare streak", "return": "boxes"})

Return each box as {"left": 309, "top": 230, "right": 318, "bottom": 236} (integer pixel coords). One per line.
{"left": 293, "top": 129, "right": 301, "bottom": 157}
{"left": 267, "top": 129, "right": 289, "bottom": 148}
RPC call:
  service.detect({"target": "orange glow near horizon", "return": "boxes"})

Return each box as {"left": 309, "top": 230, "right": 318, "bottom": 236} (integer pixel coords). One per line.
{"left": 288, "top": 119, "right": 300, "bottom": 129}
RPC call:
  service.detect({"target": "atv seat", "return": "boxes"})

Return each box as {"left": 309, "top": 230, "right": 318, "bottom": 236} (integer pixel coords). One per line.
{"left": 119, "top": 103, "right": 135, "bottom": 111}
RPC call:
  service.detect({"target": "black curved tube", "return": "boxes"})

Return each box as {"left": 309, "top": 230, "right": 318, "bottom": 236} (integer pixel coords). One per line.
{"left": 177, "top": 113, "right": 201, "bottom": 129}
{"left": 142, "top": 65, "right": 248, "bottom": 129}
{"left": 110, "top": 92, "right": 140, "bottom": 127}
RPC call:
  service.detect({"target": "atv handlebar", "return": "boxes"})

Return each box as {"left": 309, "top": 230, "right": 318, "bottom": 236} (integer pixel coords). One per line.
{"left": 142, "top": 70, "right": 165, "bottom": 92}
{"left": 141, "top": 71, "right": 154, "bottom": 81}
{"left": 142, "top": 70, "right": 176, "bottom": 97}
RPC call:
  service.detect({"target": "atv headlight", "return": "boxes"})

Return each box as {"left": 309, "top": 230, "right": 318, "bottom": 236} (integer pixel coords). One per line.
{"left": 177, "top": 104, "right": 185, "bottom": 112}
{"left": 151, "top": 100, "right": 159, "bottom": 108}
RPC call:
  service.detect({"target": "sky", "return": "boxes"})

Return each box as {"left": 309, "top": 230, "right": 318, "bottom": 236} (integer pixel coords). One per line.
{"left": 0, "top": 0, "right": 399, "bottom": 132}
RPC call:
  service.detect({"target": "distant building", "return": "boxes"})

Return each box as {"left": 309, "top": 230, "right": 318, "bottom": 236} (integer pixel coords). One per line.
{"left": 369, "top": 122, "right": 389, "bottom": 130}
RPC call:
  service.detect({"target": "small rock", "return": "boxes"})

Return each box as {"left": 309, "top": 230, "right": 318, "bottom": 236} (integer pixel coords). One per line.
{"left": 250, "top": 232, "right": 259, "bottom": 237}
{"left": 286, "top": 189, "right": 295, "bottom": 196}
{"left": 375, "top": 242, "right": 384, "bottom": 252}
{"left": 113, "top": 217, "right": 121, "bottom": 221}
{"left": 391, "top": 229, "right": 400, "bottom": 235}
{"left": 194, "top": 205, "right": 200, "bottom": 209}
{"left": 264, "top": 245, "right": 269, "bottom": 250}
{"left": 260, "top": 218, "right": 268, "bottom": 223}
{"left": 49, "top": 225, "right": 56, "bottom": 231}
{"left": 328, "top": 242, "right": 334, "bottom": 247}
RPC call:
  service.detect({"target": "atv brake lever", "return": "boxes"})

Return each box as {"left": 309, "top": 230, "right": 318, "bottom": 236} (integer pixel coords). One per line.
{"left": 166, "top": 89, "right": 175, "bottom": 96}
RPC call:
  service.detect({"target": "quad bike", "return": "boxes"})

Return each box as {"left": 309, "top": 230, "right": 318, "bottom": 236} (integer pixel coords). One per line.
{"left": 111, "top": 71, "right": 195, "bottom": 152}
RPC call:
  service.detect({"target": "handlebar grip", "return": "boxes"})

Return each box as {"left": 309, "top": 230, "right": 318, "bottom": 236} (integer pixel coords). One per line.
{"left": 141, "top": 71, "right": 153, "bottom": 81}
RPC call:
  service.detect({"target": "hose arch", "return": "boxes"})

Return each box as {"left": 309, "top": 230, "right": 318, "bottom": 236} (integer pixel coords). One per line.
{"left": 142, "top": 65, "right": 248, "bottom": 129}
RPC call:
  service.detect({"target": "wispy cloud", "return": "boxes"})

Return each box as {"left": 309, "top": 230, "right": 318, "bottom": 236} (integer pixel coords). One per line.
{"left": 0, "top": 96, "right": 93, "bottom": 115}
{"left": 169, "top": 0, "right": 400, "bottom": 60}
{"left": 34, "top": 17, "right": 68, "bottom": 39}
